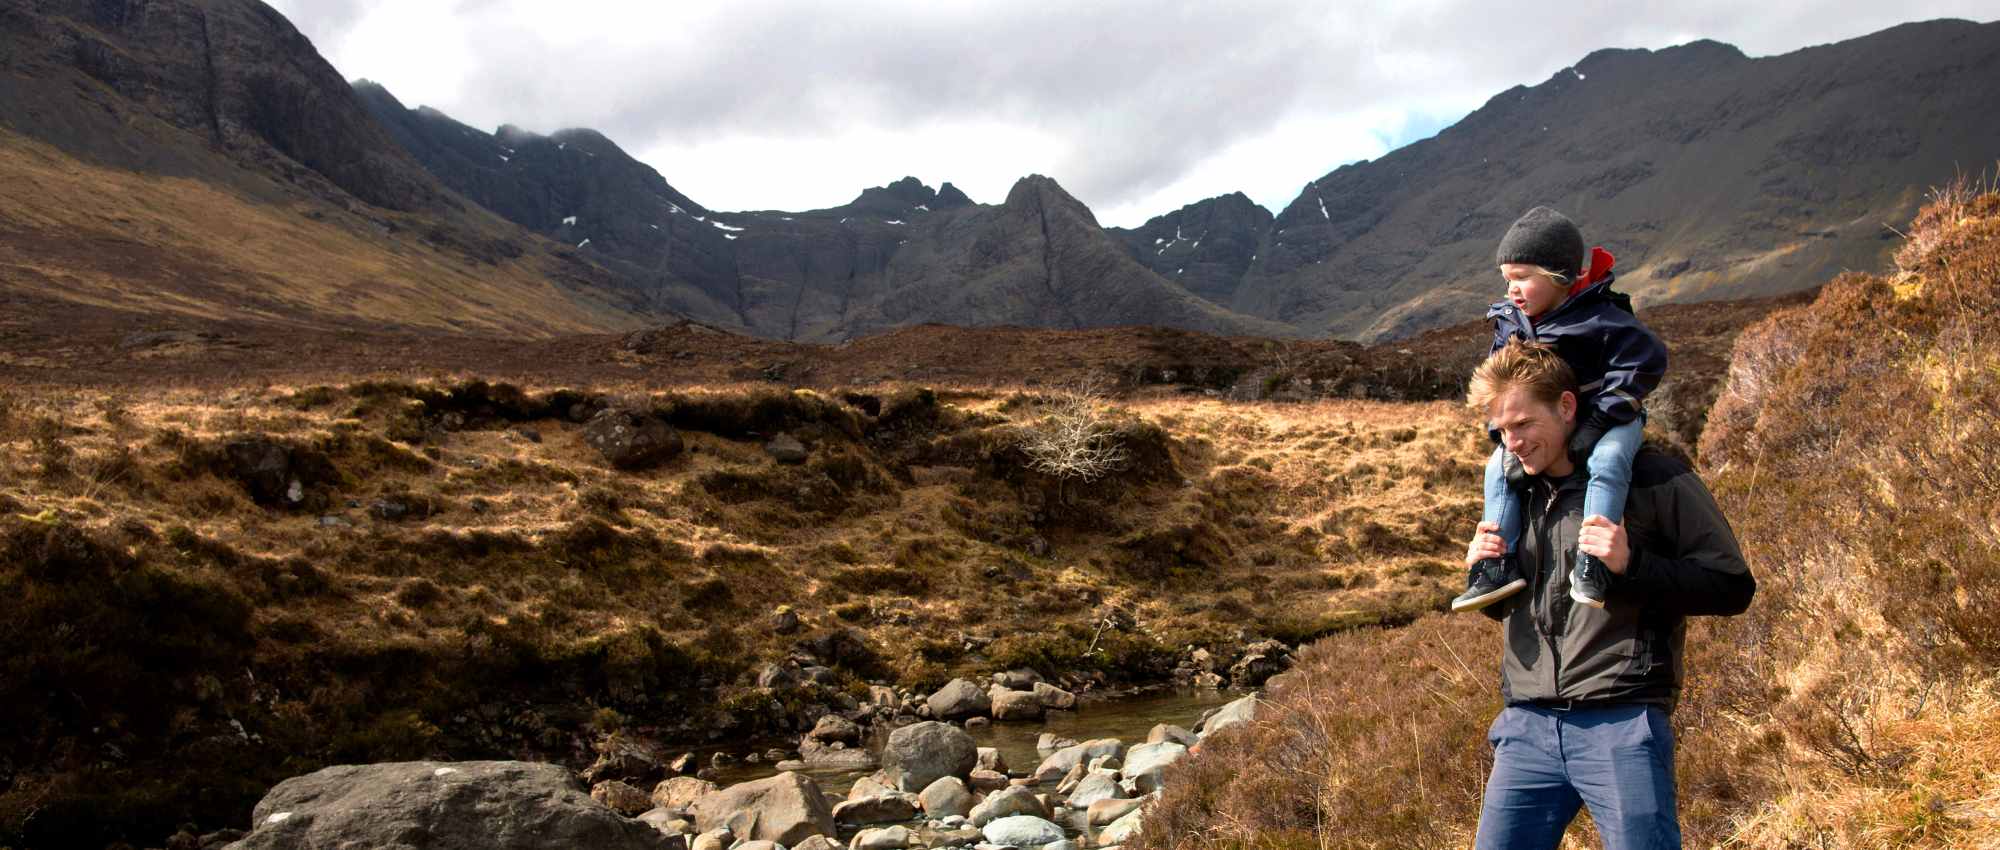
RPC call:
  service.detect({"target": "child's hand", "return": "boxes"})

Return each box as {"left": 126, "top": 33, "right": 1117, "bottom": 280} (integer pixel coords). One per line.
{"left": 1466, "top": 521, "right": 1506, "bottom": 568}
{"left": 1578, "top": 515, "right": 1630, "bottom": 574}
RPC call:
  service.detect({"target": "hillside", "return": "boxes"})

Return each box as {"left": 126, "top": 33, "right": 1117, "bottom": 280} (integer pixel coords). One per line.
{"left": 1226, "top": 19, "right": 2000, "bottom": 341}
{"left": 1136, "top": 183, "right": 2000, "bottom": 848}
{"left": 0, "top": 0, "right": 658, "bottom": 337}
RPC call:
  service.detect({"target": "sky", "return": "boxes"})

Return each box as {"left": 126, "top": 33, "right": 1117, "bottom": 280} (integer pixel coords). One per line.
{"left": 267, "top": 1, "right": 1995, "bottom": 228}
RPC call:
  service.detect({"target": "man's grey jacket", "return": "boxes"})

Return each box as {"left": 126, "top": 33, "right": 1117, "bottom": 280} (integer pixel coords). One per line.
{"left": 1483, "top": 447, "right": 1755, "bottom": 711}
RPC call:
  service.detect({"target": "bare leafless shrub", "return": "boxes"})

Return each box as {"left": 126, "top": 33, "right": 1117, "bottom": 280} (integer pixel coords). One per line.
{"left": 1017, "top": 379, "right": 1129, "bottom": 493}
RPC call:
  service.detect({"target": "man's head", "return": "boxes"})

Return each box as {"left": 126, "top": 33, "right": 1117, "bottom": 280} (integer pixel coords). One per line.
{"left": 1469, "top": 340, "right": 1580, "bottom": 476}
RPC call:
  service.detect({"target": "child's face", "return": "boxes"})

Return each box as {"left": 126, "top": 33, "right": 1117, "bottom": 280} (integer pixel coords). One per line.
{"left": 1501, "top": 263, "right": 1567, "bottom": 319}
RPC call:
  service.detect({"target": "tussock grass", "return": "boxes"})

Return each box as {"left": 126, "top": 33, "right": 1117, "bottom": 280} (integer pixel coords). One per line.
{"left": 0, "top": 377, "right": 1488, "bottom": 847}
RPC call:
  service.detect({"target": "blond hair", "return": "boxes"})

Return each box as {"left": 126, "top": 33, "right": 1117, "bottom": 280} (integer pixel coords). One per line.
{"left": 1468, "top": 339, "right": 1578, "bottom": 412}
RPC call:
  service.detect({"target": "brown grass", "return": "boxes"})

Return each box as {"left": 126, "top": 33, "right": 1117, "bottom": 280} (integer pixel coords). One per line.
{"left": 0, "top": 375, "right": 1494, "bottom": 847}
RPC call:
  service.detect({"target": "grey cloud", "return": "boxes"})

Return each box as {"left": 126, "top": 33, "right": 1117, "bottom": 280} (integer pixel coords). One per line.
{"left": 274, "top": 0, "right": 1999, "bottom": 216}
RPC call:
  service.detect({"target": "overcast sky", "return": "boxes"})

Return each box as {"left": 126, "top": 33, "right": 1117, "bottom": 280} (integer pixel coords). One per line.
{"left": 267, "top": 1, "right": 1994, "bottom": 227}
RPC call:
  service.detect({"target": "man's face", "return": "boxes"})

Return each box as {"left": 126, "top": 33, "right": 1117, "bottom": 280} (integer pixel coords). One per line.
{"left": 1489, "top": 387, "right": 1578, "bottom": 476}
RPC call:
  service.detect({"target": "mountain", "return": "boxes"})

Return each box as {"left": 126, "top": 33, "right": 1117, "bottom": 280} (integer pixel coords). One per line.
{"left": 359, "top": 87, "right": 1290, "bottom": 340}
{"left": 1216, "top": 19, "right": 2000, "bottom": 340}
{"left": 0, "top": 0, "right": 656, "bottom": 337}
{"left": 1107, "top": 192, "right": 1274, "bottom": 304}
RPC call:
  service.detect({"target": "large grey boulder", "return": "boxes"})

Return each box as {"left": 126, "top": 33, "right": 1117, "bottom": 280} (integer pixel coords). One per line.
{"left": 222, "top": 761, "right": 668, "bottom": 850}
{"left": 989, "top": 687, "right": 1045, "bottom": 721}
{"left": 980, "top": 815, "right": 1064, "bottom": 849}
{"left": 882, "top": 721, "right": 977, "bottom": 792}
{"left": 1097, "top": 804, "right": 1147, "bottom": 844}
{"left": 799, "top": 738, "right": 880, "bottom": 770}
{"left": 918, "top": 777, "right": 975, "bottom": 819}
{"left": 1086, "top": 797, "right": 1146, "bottom": 827}
{"left": 1120, "top": 742, "right": 1187, "bottom": 794}
{"left": 1065, "top": 771, "right": 1126, "bottom": 809}
{"left": 967, "top": 786, "right": 1050, "bottom": 827}
{"left": 926, "top": 679, "right": 991, "bottom": 720}
{"left": 1199, "top": 694, "right": 1261, "bottom": 738}
{"left": 690, "top": 772, "right": 837, "bottom": 846}
{"left": 993, "top": 669, "right": 1043, "bottom": 690}
{"left": 1031, "top": 739, "right": 1124, "bottom": 783}
{"left": 583, "top": 409, "right": 684, "bottom": 470}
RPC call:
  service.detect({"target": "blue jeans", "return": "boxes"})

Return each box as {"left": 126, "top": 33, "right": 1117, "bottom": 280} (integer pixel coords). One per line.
{"left": 1475, "top": 705, "right": 1681, "bottom": 849}
{"left": 1481, "top": 417, "right": 1646, "bottom": 552}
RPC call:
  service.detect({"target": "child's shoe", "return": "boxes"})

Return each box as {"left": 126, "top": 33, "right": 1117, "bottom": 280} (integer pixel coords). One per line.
{"left": 1452, "top": 555, "right": 1526, "bottom": 612}
{"left": 1569, "top": 552, "right": 1610, "bottom": 609}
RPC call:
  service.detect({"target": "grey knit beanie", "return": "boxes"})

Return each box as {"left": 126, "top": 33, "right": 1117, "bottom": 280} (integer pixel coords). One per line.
{"left": 1495, "top": 206, "right": 1584, "bottom": 282}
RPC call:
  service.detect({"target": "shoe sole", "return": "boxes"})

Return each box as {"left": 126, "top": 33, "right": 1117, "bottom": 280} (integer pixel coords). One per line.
{"left": 1568, "top": 587, "right": 1607, "bottom": 609}
{"left": 1452, "top": 578, "right": 1527, "bottom": 612}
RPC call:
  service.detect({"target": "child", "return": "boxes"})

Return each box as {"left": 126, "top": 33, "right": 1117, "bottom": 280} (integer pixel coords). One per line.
{"left": 1452, "top": 206, "right": 1667, "bottom": 611}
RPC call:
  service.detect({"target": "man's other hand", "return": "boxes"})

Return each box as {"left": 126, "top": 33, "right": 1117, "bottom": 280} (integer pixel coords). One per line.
{"left": 1466, "top": 521, "right": 1506, "bottom": 568}
{"left": 1578, "top": 515, "right": 1630, "bottom": 574}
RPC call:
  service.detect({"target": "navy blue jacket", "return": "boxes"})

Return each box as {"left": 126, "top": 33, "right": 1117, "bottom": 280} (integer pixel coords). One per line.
{"left": 1487, "top": 269, "right": 1667, "bottom": 429}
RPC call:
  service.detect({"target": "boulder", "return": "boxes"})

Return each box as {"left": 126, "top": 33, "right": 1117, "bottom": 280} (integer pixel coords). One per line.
{"left": 583, "top": 409, "right": 684, "bottom": 470}
{"left": 654, "top": 776, "right": 721, "bottom": 810}
{"left": 1035, "top": 733, "right": 1077, "bottom": 757}
{"left": 1065, "top": 772, "right": 1125, "bottom": 809}
{"left": 765, "top": 434, "right": 809, "bottom": 464}
{"left": 1144, "top": 724, "right": 1197, "bottom": 747}
{"left": 809, "top": 715, "right": 862, "bottom": 745}
{"left": 882, "top": 721, "right": 977, "bottom": 792}
{"left": 968, "top": 769, "right": 1010, "bottom": 792}
{"left": 1228, "top": 649, "right": 1290, "bottom": 687}
{"left": 583, "top": 739, "right": 665, "bottom": 786}
{"left": 848, "top": 774, "right": 895, "bottom": 801}
{"left": 918, "top": 777, "right": 975, "bottom": 819}
{"left": 1097, "top": 806, "right": 1146, "bottom": 844}
{"left": 1120, "top": 743, "right": 1186, "bottom": 794}
{"left": 1031, "top": 682, "right": 1076, "bottom": 711}
{"left": 1086, "top": 797, "right": 1146, "bottom": 827}
{"left": 980, "top": 815, "right": 1064, "bottom": 849}
{"left": 794, "top": 837, "right": 841, "bottom": 850}
{"left": 831, "top": 792, "right": 920, "bottom": 825}
{"left": 669, "top": 753, "right": 697, "bottom": 775}
{"left": 690, "top": 772, "right": 837, "bottom": 846}
{"left": 1199, "top": 694, "right": 1261, "bottom": 738}
{"left": 967, "top": 786, "right": 1049, "bottom": 827}
{"left": 927, "top": 826, "right": 983, "bottom": 847}
{"left": 592, "top": 780, "right": 655, "bottom": 816}
{"left": 690, "top": 828, "right": 733, "bottom": 850}
{"left": 851, "top": 825, "right": 913, "bottom": 850}
{"left": 989, "top": 688, "right": 1045, "bottom": 721}
{"left": 992, "top": 669, "right": 1043, "bottom": 690}
{"left": 220, "top": 761, "right": 665, "bottom": 850}
{"left": 639, "top": 808, "right": 692, "bottom": 835}
{"left": 798, "top": 738, "right": 879, "bottom": 770}
{"left": 1032, "top": 739, "right": 1124, "bottom": 783}
{"left": 925, "top": 679, "right": 991, "bottom": 720}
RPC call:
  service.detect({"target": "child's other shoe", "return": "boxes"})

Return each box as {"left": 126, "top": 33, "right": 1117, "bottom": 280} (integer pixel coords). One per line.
{"left": 1569, "top": 552, "right": 1610, "bottom": 609}
{"left": 1452, "top": 555, "right": 1526, "bottom": 612}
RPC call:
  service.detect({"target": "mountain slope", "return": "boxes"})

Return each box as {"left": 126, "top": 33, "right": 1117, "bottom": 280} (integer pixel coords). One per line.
{"left": 0, "top": 0, "right": 661, "bottom": 336}
{"left": 1108, "top": 191, "right": 1273, "bottom": 304}
{"left": 1224, "top": 19, "right": 2000, "bottom": 340}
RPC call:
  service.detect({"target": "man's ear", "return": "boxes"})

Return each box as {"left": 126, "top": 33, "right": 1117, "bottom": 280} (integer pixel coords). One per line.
{"left": 1559, "top": 391, "right": 1578, "bottom": 425}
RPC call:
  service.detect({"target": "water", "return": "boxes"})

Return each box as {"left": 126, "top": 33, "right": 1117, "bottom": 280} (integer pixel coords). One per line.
{"left": 708, "top": 688, "right": 1242, "bottom": 794}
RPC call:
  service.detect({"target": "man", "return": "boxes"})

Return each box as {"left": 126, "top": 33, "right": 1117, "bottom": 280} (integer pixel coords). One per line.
{"left": 1462, "top": 340, "right": 1754, "bottom": 849}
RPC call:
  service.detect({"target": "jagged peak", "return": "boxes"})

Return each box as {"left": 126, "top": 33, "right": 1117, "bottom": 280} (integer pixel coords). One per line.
{"left": 936, "top": 182, "right": 975, "bottom": 208}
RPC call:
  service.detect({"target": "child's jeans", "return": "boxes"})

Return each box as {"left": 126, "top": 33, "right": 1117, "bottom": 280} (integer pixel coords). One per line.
{"left": 1482, "top": 417, "right": 1646, "bottom": 553}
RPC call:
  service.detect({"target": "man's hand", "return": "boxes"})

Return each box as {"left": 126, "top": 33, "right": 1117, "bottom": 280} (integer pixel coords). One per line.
{"left": 1466, "top": 521, "right": 1506, "bottom": 568}
{"left": 1578, "top": 515, "right": 1630, "bottom": 574}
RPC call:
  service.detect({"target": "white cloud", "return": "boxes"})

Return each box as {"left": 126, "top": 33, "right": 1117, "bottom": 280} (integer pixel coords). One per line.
{"left": 268, "top": 0, "right": 1998, "bottom": 227}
